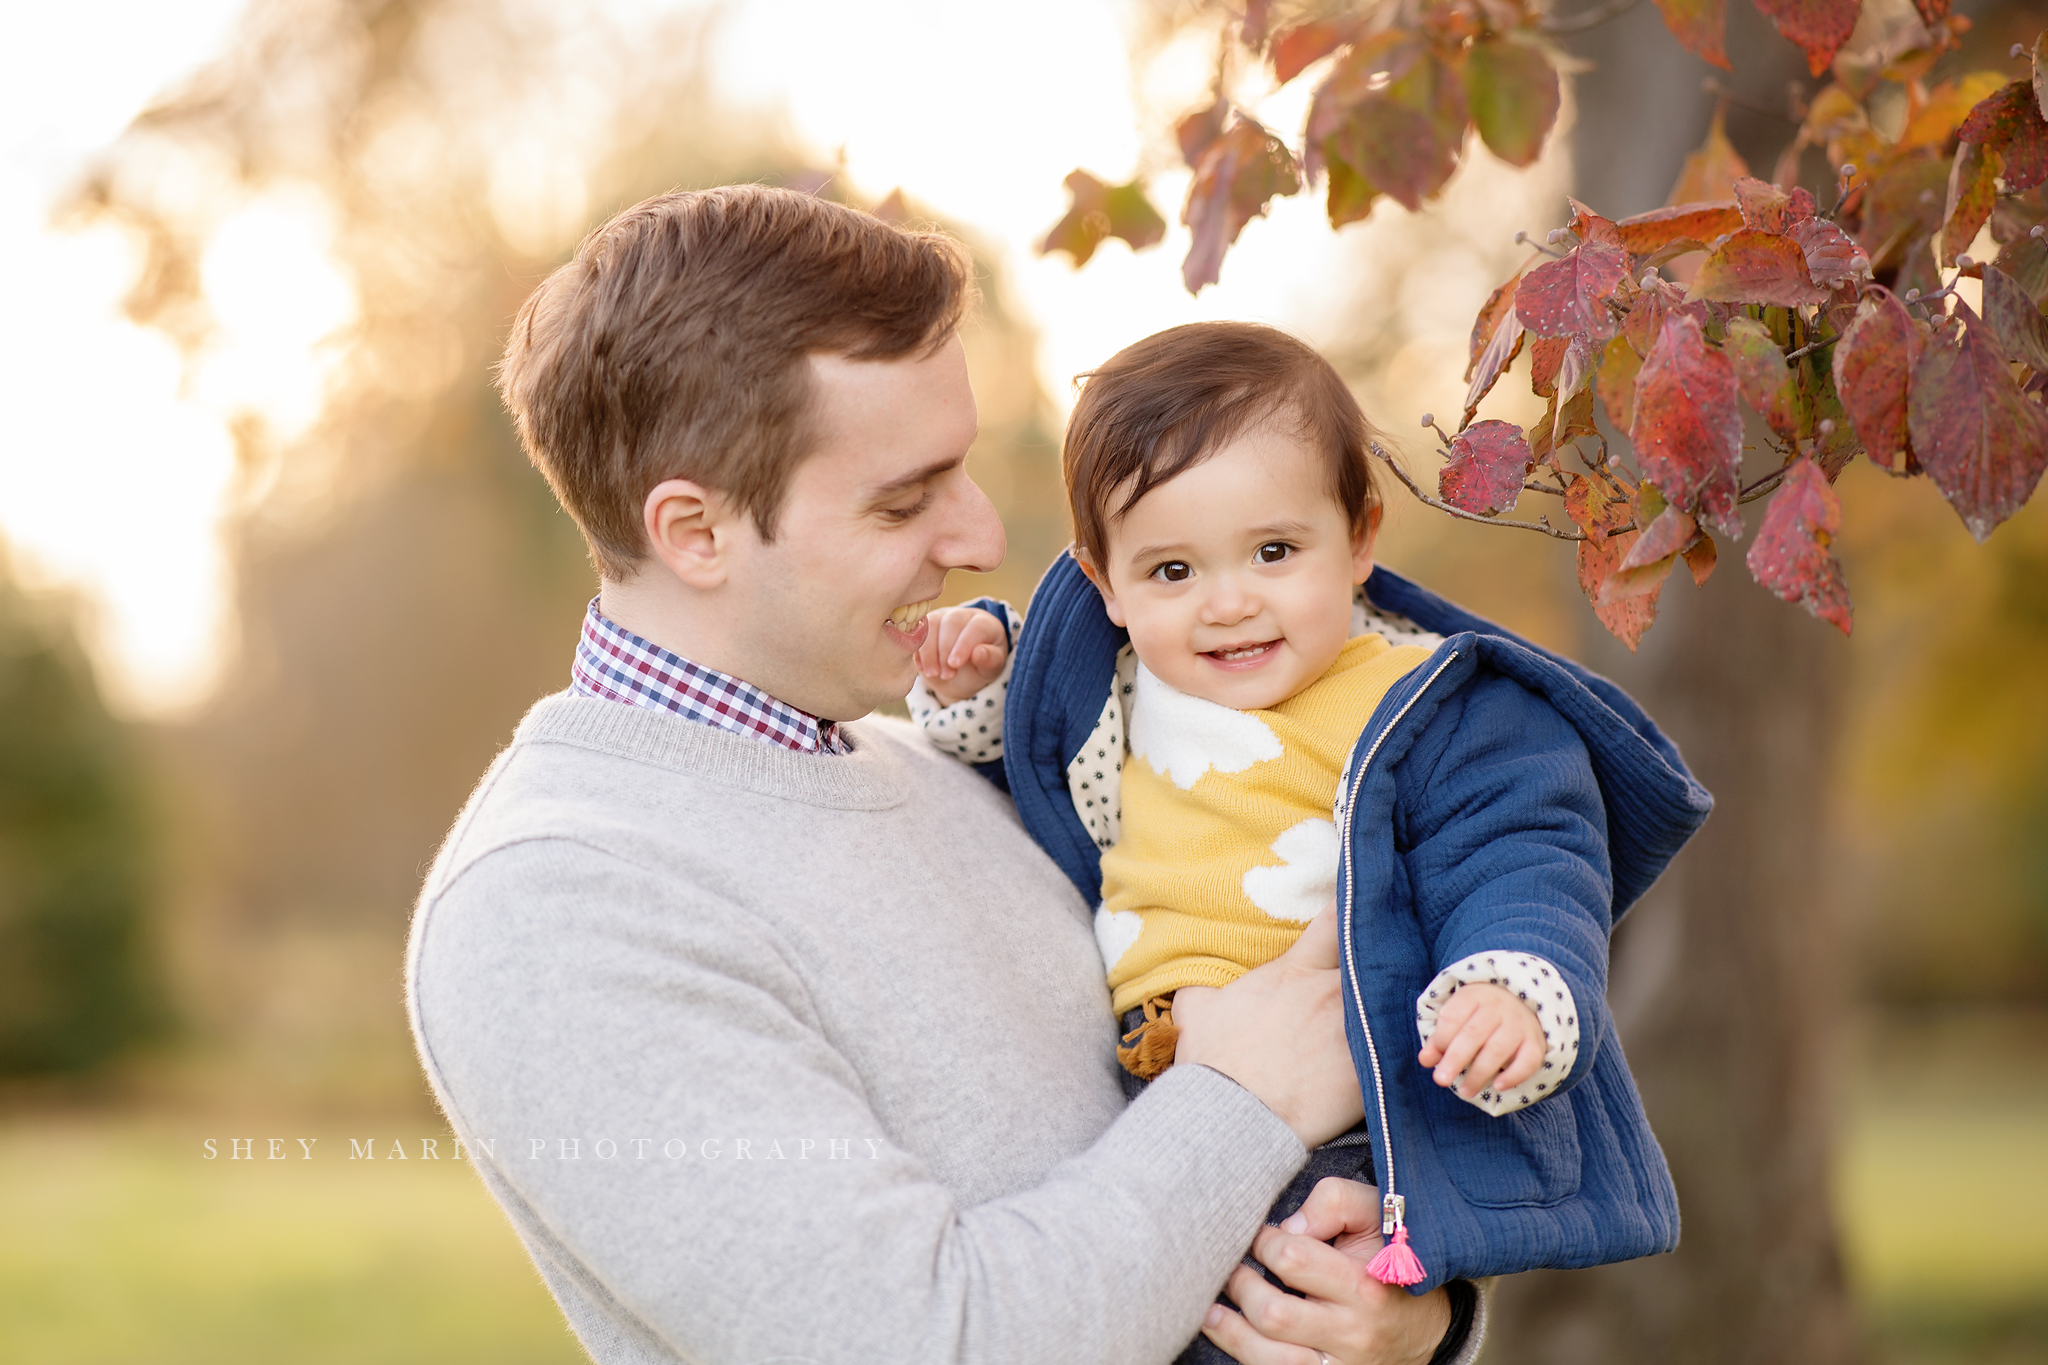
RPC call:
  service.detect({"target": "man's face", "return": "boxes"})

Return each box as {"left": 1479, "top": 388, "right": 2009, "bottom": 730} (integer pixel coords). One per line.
{"left": 728, "top": 334, "right": 1004, "bottom": 720}
{"left": 1087, "top": 424, "right": 1376, "bottom": 712}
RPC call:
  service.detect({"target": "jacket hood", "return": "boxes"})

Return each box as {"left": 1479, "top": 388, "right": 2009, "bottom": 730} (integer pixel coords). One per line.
{"left": 1004, "top": 553, "right": 1711, "bottom": 919}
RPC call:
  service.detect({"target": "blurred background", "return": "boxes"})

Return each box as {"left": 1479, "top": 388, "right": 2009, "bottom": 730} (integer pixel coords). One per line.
{"left": 0, "top": 0, "right": 2041, "bottom": 1361}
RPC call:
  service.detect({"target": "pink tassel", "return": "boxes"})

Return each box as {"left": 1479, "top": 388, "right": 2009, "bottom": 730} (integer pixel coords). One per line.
{"left": 1367, "top": 1225, "right": 1427, "bottom": 1286}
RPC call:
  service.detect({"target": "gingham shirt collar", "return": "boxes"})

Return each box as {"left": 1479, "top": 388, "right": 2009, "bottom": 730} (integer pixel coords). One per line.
{"left": 570, "top": 598, "right": 851, "bottom": 755}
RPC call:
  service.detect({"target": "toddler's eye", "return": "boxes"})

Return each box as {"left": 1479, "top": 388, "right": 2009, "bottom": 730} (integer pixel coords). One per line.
{"left": 1151, "top": 561, "right": 1191, "bottom": 583}
{"left": 1256, "top": 542, "right": 1292, "bottom": 564}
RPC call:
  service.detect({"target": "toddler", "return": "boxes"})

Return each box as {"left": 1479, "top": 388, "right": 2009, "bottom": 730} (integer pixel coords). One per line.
{"left": 909, "top": 322, "right": 1707, "bottom": 1315}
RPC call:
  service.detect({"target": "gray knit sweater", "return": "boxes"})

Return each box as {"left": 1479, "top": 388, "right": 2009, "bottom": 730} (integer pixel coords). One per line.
{"left": 406, "top": 694, "right": 1313, "bottom": 1364}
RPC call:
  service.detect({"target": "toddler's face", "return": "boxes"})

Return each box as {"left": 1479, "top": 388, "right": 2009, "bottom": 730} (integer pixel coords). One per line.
{"left": 1084, "top": 425, "right": 1378, "bottom": 711}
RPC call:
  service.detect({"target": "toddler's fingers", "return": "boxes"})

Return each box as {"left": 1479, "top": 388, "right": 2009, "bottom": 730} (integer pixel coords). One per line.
{"left": 1417, "top": 990, "right": 1479, "bottom": 1067}
{"left": 1460, "top": 1024, "right": 1524, "bottom": 1099}
{"left": 947, "top": 611, "right": 1007, "bottom": 671}
{"left": 967, "top": 642, "right": 1004, "bottom": 676}
{"left": 1495, "top": 1036, "right": 1545, "bottom": 1093}
{"left": 1428, "top": 1012, "right": 1491, "bottom": 1090}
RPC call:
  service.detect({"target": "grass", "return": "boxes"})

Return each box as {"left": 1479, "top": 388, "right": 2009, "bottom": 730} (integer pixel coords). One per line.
{"left": 0, "top": 1011, "right": 2043, "bottom": 1362}
{"left": 0, "top": 1114, "right": 584, "bottom": 1365}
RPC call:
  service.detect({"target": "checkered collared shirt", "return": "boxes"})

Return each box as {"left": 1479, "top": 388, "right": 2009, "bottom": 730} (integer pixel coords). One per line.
{"left": 570, "top": 598, "right": 851, "bottom": 755}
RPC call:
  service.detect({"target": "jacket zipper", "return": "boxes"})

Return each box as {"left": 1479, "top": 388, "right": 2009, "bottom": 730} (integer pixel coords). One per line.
{"left": 1334, "top": 649, "right": 1459, "bottom": 1246}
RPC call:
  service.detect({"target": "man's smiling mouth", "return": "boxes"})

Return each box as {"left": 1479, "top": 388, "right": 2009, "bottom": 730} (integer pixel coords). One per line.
{"left": 888, "top": 599, "right": 937, "bottom": 630}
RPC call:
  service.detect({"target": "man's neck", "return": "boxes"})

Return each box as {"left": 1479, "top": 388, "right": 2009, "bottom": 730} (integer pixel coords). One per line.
{"left": 597, "top": 572, "right": 741, "bottom": 682}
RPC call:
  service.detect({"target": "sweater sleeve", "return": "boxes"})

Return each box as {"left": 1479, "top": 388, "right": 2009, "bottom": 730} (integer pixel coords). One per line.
{"left": 409, "top": 837, "right": 1305, "bottom": 1365}
{"left": 1396, "top": 672, "right": 1612, "bottom": 1099}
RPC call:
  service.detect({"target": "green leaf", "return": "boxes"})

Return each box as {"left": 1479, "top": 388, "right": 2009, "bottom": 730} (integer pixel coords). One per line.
{"left": 1040, "top": 171, "right": 1168, "bottom": 267}
{"left": 1464, "top": 37, "right": 1559, "bottom": 169}
{"left": 1309, "top": 35, "right": 1466, "bottom": 214}
{"left": 1724, "top": 316, "right": 1805, "bottom": 438}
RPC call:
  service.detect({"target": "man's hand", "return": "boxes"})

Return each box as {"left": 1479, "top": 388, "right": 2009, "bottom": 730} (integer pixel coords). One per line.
{"left": 1202, "top": 1177, "right": 1453, "bottom": 1365}
{"left": 1171, "top": 906, "right": 1365, "bottom": 1148}
{"left": 914, "top": 607, "right": 1010, "bottom": 706}
{"left": 1417, "top": 980, "right": 1544, "bottom": 1101}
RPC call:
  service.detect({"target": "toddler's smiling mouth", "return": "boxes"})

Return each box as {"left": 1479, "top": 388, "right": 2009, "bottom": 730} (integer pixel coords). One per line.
{"left": 1203, "top": 640, "right": 1280, "bottom": 667}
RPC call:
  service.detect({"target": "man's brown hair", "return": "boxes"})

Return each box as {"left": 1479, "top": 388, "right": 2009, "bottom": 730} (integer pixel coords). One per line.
{"left": 1061, "top": 321, "right": 1383, "bottom": 571}
{"left": 498, "top": 185, "right": 975, "bottom": 579}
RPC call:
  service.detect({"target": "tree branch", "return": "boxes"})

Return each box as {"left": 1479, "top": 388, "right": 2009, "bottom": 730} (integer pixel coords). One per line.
{"left": 1369, "top": 442, "right": 1606, "bottom": 541}
{"left": 1541, "top": 0, "right": 1643, "bottom": 35}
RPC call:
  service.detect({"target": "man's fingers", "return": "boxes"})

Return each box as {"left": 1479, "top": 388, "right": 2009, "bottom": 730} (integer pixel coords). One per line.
{"left": 1197, "top": 1300, "right": 1315, "bottom": 1365}
{"left": 1280, "top": 1175, "right": 1382, "bottom": 1242}
{"left": 1221, "top": 1261, "right": 1343, "bottom": 1354}
{"left": 1251, "top": 1223, "right": 1381, "bottom": 1306}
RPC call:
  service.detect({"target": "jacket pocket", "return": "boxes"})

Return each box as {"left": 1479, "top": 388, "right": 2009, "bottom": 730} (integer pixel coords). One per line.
{"left": 1417, "top": 1081, "right": 1582, "bottom": 1207}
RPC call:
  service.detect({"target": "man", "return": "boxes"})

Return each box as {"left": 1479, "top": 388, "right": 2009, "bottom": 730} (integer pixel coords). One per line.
{"left": 407, "top": 184, "right": 1477, "bottom": 1363}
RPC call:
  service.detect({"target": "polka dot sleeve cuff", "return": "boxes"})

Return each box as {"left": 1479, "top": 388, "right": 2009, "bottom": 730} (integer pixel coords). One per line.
{"left": 1413, "top": 951, "right": 1581, "bottom": 1117}
{"left": 905, "top": 608, "right": 1023, "bottom": 766}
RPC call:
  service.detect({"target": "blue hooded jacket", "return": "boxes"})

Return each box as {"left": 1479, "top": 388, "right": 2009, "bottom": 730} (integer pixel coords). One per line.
{"left": 993, "top": 554, "right": 1712, "bottom": 1292}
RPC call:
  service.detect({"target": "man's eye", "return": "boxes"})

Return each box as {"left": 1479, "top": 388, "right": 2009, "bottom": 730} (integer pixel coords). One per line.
{"left": 1256, "top": 542, "right": 1292, "bottom": 564}
{"left": 1151, "top": 561, "right": 1191, "bottom": 583}
{"left": 881, "top": 491, "right": 934, "bottom": 522}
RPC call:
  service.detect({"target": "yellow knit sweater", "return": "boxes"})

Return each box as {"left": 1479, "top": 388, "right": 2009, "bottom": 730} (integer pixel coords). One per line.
{"left": 1101, "top": 633, "right": 1431, "bottom": 1015}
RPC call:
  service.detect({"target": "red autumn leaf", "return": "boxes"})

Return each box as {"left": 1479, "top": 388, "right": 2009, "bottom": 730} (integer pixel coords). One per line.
{"left": 1041, "top": 171, "right": 1168, "bottom": 267}
{"left": 1620, "top": 503, "right": 1701, "bottom": 570}
{"left": 1516, "top": 241, "right": 1631, "bottom": 339}
{"left": 1242, "top": 0, "right": 1273, "bottom": 49}
{"left": 1943, "top": 140, "right": 2000, "bottom": 268}
{"left": 1564, "top": 467, "right": 1635, "bottom": 545}
{"left": 1982, "top": 260, "right": 2048, "bottom": 369}
{"left": 1956, "top": 80, "right": 2048, "bottom": 193}
{"left": 1529, "top": 333, "right": 1569, "bottom": 398}
{"left": 1578, "top": 531, "right": 1662, "bottom": 651}
{"left": 1439, "top": 420, "right": 1534, "bottom": 516}
{"left": 1857, "top": 150, "right": 1948, "bottom": 286}
{"left": 1622, "top": 288, "right": 1669, "bottom": 357}
{"left": 1724, "top": 316, "right": 1806, "bottom": 438}
{"left": 1914, "top": 0, "right": 1951, "bottom": 23}
{"left": 1465, "top": 36, "right": 1559, "bottom": 169}
{"left": 1733, "top": 176, "right": 1794, "bottom": 233}
{"left": 2037, "top": 33, "right": 2048, "bottom": 122}
{"left": 1792, "top": 218, "right": 1869, "bottom": 287}
{"left": 1683, "top": 531, "right": 1719, "bottom": 585}
{"left": 1598, "top": 334, "right": 1643, "bottom": 433}
{"left": 1651, "top": 0, "right": 1730, "bottom": 71}
{"left": 1181, "top": 119, "right": 1300, "bottom": 294}
{"left": 1990, "top": 229, "right": 2048, "bottom": 304}
{"left": 1832, "top": 289, "right": 1922, "bottom": 473}
{"left": 1745, "top": 457, "right": 1852, "bottom": 634}
{"left": 1271, "top": 19, "right": 1355, "bottom": 82}
{"left": 1631, "top": 312, "right": 1744, "bottom": 538}
{"left": 1688, "top": 229, "right": 1830, "bottom": 306}
{"left": 1464, "top": 305, "right": 1526, "bottom": 422}
{"left": 1177, "top": 100, "right": 1228, "bottom": 169}
{"left": 1309, "top": 35, "right": 1466, "bottom": 214}
{"left": 1908, "top": 300, "right": 2048, "bottom": 541}
{"left": 1614, "top": 201, "right": 1744, "bottom": 254}
{"left": 1467, "top": 273, "right": 1520, "bottom": 380}
{"left": 1566, "top": 198, "right": 1625, "bottom": 249}
{"left": 1754, "top": 0, "right": 1860, "bottom": 78}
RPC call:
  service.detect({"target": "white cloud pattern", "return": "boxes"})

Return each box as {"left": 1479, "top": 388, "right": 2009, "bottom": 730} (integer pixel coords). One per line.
{"left": 1128, "top": 663, "right": 1282, "bottom": 791}
{"left": 1242, "top": 817, "right": 1340, "bottom": 923}
{"left": 1094, "top": 905, "right": 1145, "bottom": 973}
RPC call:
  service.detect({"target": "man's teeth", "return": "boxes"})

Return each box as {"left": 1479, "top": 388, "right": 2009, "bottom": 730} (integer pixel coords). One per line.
{"left": 889, "top": 600, "right": 937, "bottom": 630}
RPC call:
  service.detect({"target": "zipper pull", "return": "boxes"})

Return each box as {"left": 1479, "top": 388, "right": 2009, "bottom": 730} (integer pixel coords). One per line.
{"left": 1367, "top": 1192, "right": 1427, "bottom": 1287}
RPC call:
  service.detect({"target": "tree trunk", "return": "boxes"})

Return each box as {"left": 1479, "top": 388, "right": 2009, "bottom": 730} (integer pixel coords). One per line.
{"left": 1485, "top": 8, "right": 1859, "bottom": 1362}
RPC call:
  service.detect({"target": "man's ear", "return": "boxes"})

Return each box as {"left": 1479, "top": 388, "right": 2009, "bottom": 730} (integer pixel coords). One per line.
{"left": 1072, "top": 547, "right": 1127, "bottom": 628}
{"left": 1350, "top": 503, "right": 1385, "bottom": 585}
{"left": 644, "top": 479, "right": 738, "bottom": 590}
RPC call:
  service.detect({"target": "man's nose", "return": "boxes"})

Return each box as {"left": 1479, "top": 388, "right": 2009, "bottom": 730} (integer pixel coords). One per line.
{"left": 935, "top": 470, "right": 1006, "bottom": 575}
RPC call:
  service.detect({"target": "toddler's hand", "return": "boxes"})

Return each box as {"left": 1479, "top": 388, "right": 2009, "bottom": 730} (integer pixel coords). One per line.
{"left": 915, "top": 607, "right": 1010, "bottom": 706}
{"left": 1417, "top": 981, "right": 1545, "bottom": 1101}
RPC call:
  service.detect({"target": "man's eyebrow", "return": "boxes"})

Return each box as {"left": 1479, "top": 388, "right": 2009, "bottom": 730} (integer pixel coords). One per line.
{"left": 863, "top": 455, "right": 965, "bottom": 503}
